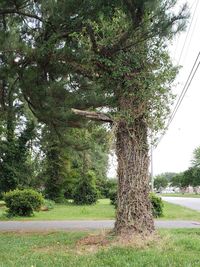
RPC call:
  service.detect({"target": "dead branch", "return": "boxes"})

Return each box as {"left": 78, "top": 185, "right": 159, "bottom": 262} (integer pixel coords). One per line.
{"left": 71, "top": 108, "right": 113, "bottom": 123}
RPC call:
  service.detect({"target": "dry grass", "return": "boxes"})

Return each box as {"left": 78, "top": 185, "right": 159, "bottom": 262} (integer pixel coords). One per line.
{"left": 73, "top": 230, "right": 169, "bottom": 255}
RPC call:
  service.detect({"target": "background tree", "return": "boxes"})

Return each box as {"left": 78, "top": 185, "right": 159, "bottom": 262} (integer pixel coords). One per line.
{"left": 154, "top": 175, "right": 168, "bottom": 191}
{"left": 171, "top": 168, "right": 200, "bottom": 192}
{"left": 183, "top": 167, "right": 200, "bottom": 189}
{"left": 171, "top": 173, "right": 184, "bottom": 189}
{"left": 191, "top": 146, "right": 200, "bottom": 168}
{"left": 73, "top": 170, "right": 98, "bottom": 205}
{"left": 158, "top": 172, "right": 177, "bottom": 182}
{"left": 41, "top": 124, "right": 110, "bottom": 202}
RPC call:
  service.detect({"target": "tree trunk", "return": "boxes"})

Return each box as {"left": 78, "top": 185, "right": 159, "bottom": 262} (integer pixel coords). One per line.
{"left": 6, "top": 88, "right": 15, "bottom": 142}
{"left": 115, "top": 117, "right": 154, "bottom": 235}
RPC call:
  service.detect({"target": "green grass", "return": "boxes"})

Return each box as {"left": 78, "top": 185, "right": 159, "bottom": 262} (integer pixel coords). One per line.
{"left": 0, "top": 199, "right": 115, "bottom": 221}
{"left": 160, "top": 201, "right": 200, "bottom": 221}
{"left": 0, "top": 229, "right": 200, "bottom": 266}
{"left": 161, "top": 193, "right": 200, "bottom": 198}
{"left": 0, "top": 199, "right": 200, "bottom": 221}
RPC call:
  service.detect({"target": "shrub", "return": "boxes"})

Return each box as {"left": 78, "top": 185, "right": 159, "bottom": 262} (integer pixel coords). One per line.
{"left": 109, "top": 190, "right": 164, "bottom": 218}
{"left": 73, "top": 171, "right": 98, "bottom": 205}
{"left": 149, "top": 193, "right": 164, "bottom": 218}
{"left": 4, "top": 189, "right": 44, "bottom": 217}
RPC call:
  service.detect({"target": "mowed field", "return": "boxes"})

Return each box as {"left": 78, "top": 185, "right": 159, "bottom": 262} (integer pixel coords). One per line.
{"left": 0, "top": 199, "right": 200, "bottom": 221}
{"left": 0, "top": 229, "right": 200, "bottom": 267}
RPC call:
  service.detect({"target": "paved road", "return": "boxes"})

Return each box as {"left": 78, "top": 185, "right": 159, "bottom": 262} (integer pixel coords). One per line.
{"left": 162, "top": 197, "right": 200, "bottom": 211}
{"left": 0, "top": 220, "right": 200, "bottom": 232}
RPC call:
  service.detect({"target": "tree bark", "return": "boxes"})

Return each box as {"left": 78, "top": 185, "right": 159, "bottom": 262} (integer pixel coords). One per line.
{"left": 115, "top": 117, "right": 154, "bottom": 235}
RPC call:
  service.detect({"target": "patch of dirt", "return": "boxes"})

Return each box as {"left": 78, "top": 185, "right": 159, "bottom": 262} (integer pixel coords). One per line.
{"left": 40, "top": 206, "right": 49, "bottom": 211}
{"left": 31, "top": 231, "right": 170, "bottom": 256}
{"left": 74, "top": 230, "right": 168, "bottom": 254}
{"left": 77, "top": 234, "right": 109, "bottom": 246}
{"left": 75, "top": 231, "right": 111, "bottom": 254}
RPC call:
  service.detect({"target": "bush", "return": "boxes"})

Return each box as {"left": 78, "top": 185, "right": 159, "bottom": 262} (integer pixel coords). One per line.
{"left": 109, "top": 190, "right": 164, "bottom": 218}
{"left": 149, "top": 193, "right": 164, "bottom": 218}
{"left": 4, "top": 189, "right": 44, "bottom": 217}
{"left": 73, "top": 171, "right": 98, "bottom": 205}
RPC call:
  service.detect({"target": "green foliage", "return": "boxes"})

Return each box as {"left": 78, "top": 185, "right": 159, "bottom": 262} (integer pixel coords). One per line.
{"left": 73, "top": 171, "right": 98, "bottom": 205}
{"left": 35, "top": 121, "right": 110, "bottom": 203}
{"left": 43, "top": 134, "right": 66, "bottom": 203}
{"left": 183, "top": 167, "right": 200, "bottom": 188}
{"left": 171, "top": 173, "right": 184, "bottom": 188}
{"left": 149, "top": 193, "right": 164, "bottom": 218}
{"left": 0, "top": 0, "right": 188, "bottom": 136}
{"left": 109, "top": 189, "right": 117, "bottom": 208}
{"left": 155, "top": 172, "right": 177, "bottom": 182}
{"left": 0, "top": 121, "right": 36, "bottom": 195}
{"left": 170, "top": 146, "right": 200, "bottom": 190}
{"left": 171, "top": 168, "right": 200, "bottom": 189}
{"left": 109, "top": 190, "right": 164, "bottom": 217}
{"left": 154, "top": 175, "right": 168, "bottom": 191}
{"left": 191, "top": 146, "right": 200, "bottom": 168}
{"left": 4, "top": 189, "right": 44, "bottom": 217}
{"left": 97, "top": 179, "right": 117, "bottom": 198}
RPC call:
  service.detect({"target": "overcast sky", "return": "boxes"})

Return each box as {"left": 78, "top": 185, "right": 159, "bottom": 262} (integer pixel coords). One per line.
{"left": 153, "top": 0, "right": 200, "bottom": 175}
{"left": 108, "top": 0, "right": 200, "bottom": 177}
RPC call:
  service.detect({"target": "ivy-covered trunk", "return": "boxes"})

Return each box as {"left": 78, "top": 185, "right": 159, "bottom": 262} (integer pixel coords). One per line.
{"left": 115, "top": 117, "right": 154, "bottom": 235}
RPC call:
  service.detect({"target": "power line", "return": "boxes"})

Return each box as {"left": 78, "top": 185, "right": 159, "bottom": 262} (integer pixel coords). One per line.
{"left": 173, "top": 0, "right": 197, "bottom": 60}
{"left": 177, "top": 0, "right": 199, "bottom": 64}
{"left": 155, "top": 51, "right": 200, "bottom": 147}
{"left": 181, "top": 8, "right": 199, "bottom": 64}
{"left": 168, "top": 52, "right": 200, "bottom": 125}
{"left": 168, "top": 61, "right": 200, "bottom": 125}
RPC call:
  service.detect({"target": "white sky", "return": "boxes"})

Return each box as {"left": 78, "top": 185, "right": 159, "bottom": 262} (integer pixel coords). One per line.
{"left": 108, "top": 0, "right": 200, "bottom": 178}
{"left": 154, "top": 0, "right": 200, "bottom": 175}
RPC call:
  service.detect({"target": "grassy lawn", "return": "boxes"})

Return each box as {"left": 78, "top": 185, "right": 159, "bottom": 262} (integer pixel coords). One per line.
{"left": 0, "top": 199, "right": 200, "bottom": 221}
{"left": 0, "top": 229, "right": 200, "bottom": 266}
{"left": 0, "top": 199, "right": 115, "bottom": 221}
{"left": 158, "top": 201, "right": 200, "bottom": 221}
{"left": 161, "top": 193, "right": 200, "bottom": 198}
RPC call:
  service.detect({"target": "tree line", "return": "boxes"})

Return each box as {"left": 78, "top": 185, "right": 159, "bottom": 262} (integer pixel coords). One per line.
{"left": 154, "top": 147, "right": 200, "bottom": 192}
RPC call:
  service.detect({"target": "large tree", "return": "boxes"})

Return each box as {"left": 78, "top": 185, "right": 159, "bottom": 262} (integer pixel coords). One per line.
{"left": 0, "top": 0, "right": 188, "bottom": 235}
{"left": 69, "top": 1, "right": 188, "bottom": 235}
